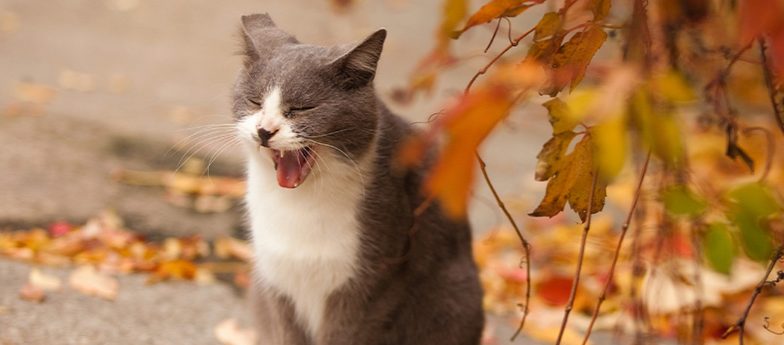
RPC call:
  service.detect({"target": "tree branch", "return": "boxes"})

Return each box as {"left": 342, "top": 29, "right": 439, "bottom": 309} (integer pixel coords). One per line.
{"left": 758, "top": 38, "right": 784, "bottom": 134}
{"left": 722, "top": 246, "right": 784, "bottom": 344}
{"left": 555, "top": 168, "right": 599, "bottom": 345}
{"left": 581, "top": 150, "right": 652, "bottom": 344}
{"left": 464, "top": 26, "right": 535, "bottom": 94}
{"left": 475, "top": 153, "right": 534, "bottom": 340}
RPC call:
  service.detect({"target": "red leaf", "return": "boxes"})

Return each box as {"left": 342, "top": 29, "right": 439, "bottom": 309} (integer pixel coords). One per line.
{"left": 537, "top": 275, "right": 573, "bottom": 306}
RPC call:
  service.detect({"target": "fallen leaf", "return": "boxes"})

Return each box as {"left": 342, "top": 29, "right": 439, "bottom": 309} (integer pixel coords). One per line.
{"left": 150, "top": 259, "right": 198, "bottom": 282}
{"left": 58, "top": 70, "right": 96, "bottom": 92}
{"left": 214, "top": 318, "right": 258, "bottom": 345}
{"left": 69, "top": 266, "right": 118, "bottom": 300}
{"left": 13, "top": 82, "right": 56, "bottom": 104}
{"left": 214, "top": 237, "right": 253, "bottom": 261}
{"left": 0, "top": 9, "right": 19, "bottom": 33}
{"left": 19, "top": 283, "right": 45, "bottom": 303}
{"left": 29, "top": 269, "right": 62, "bottom": 291}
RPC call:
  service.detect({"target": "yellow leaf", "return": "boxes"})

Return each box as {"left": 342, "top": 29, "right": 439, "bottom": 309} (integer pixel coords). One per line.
{"left": 592, "top": 109, "right": 627, "bottom": 179}
{"left": 630, "top": 89, "right": 684, "bottom": 166}
{"left": 542, "top": 98, "right": 579, "bottom": 134}
{"left": 651, "top": 71, "right": 696, "bottom": 103}
{"left": 439, "top": 0, "right": 468, "bottom": 46}
{"left": 534, "top": 131, "right": 577, "bottom": 181}
{"left": 530, "top": 135, "right": 607, "bottom": 221}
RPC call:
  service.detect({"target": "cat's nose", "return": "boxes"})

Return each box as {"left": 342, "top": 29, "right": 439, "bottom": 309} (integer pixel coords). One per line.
{"left": 257, "top": 128, "right": 278, "bottom": 147}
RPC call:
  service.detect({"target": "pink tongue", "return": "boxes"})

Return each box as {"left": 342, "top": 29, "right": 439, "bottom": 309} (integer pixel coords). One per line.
{"left": 276, "top": 150, "right": 306, "bottom": 188}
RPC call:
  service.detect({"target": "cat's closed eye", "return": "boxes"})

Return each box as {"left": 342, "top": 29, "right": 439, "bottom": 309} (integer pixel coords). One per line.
{"left": 246, "top": 98, "right": 262, "bottom": 107}
{"left": 284, "top": 106, "right": 317, "bottom": 118}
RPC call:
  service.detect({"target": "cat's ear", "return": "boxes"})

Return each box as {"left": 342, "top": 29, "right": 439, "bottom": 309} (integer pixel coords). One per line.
{"left": 328, "top": 29, "right": 387, "bottom": 88}
{"left": 240, "top": 13, "right": 296, "bottom": 67}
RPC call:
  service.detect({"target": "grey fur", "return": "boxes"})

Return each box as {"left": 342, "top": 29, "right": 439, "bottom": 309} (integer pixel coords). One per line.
{"left": 233, "top": 13, "right": 484, "bottom": 345}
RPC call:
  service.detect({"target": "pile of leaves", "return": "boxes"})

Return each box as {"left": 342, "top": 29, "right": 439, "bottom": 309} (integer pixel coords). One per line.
{"left": 0, "top": 211, "right": 251, "bottom": 302}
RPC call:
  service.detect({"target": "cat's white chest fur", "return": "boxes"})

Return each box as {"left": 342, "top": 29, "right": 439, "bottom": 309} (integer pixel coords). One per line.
{"left": 244, "top": 151, "right": 366, "bottom": 338}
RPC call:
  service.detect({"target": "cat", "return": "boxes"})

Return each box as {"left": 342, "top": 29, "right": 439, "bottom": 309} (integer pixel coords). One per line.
{"left": 231, "top": 13, "right": 484, "bottom": 345}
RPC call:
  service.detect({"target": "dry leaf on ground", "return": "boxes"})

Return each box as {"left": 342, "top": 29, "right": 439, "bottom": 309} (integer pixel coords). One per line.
{"left": 214, "top": 318, "right": 258, "bottom": 345}
{"left": 68, "top": 266, "right": 118, "bottom": 300}
{"left": 19, "top": 283, "right": 45, "bottom": 303}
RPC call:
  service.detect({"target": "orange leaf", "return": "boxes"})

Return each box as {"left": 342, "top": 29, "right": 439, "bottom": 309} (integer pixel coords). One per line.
{"left": 548, "top": 26, "right": 608, "bottom": 95}
{"left": 425, "top": 62, "right": 545, "bottom": 217}
{"left": 738, "top": 0, "right": 784, "bottom": 46}
{"left": 454, "top": 0, "right": 544, "bottom": 38}
{"left": 426, "top": 87, "right": 513, "bottom": 217}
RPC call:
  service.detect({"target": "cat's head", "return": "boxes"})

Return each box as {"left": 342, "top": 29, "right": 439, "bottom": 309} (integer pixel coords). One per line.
{"left": 232, "top": 13, "right": 385, "bottom": 188}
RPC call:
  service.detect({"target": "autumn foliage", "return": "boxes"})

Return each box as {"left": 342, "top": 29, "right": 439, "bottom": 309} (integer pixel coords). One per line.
{"left": 402, "top": 0, "right": 784, "bottom": 343}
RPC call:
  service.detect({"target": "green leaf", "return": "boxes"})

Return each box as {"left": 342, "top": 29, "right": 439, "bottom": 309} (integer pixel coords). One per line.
{"left": 726, "top": 182, "right": 781, "bottom": 262}
{"left": 703, "top": 223, "right": 735, "bottom": 275}
{"left": 662, "top": 185, "right": 707, "bottom": 217}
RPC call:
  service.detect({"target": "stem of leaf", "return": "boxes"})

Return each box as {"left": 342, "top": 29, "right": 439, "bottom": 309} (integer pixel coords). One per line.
{"left": 475, "top": 153, "right": 533, "bottom": 341}
{"left": 555, "top": 167, "right": 599, "bottom": 345}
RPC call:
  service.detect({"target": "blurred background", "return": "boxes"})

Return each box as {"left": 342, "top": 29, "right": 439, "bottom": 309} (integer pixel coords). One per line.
{"left": 0, "top": 0, "right": 552, "bottom": 237}
{"left": 0, "top": 0, "right": 552, "bottom": 344}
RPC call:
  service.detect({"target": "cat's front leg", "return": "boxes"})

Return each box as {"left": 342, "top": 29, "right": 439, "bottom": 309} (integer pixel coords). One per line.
{"left": 249, "top": 283, "right": 310, "bottom": 345}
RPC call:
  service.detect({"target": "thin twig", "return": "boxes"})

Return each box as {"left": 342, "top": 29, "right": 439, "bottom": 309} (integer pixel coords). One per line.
{"left": 743, "top": 126, "right": 775, "bottom": 182}
{"left": 722, "top": 246, "right": 784, "bottom": 344}
{"left": 555, "top": 169, "right": 599, "bottom": 345}
{"left": 464, "top": 26, "right": 536, "bottom": 94}
{"left": 758, "top": 38, "right": 784, "bottom": 134}
{"left": 484, "top": 17, "right": 503, "bottom": 53}
{"left": 582, "top": 150, "right": 652, "bottom": 345}
{"left": 503, "top": 17, "right": 515, "bottom": 45}
{"left": 475, "top": 153, "right": 533, "bottom": 340}
{"left": 690, "top": 220, "right": 705, "bottom": 345}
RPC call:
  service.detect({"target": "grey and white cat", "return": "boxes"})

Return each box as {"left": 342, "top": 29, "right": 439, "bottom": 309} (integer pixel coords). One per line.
{"left": 232, "top": 13, "right": 483, "bottom": 345}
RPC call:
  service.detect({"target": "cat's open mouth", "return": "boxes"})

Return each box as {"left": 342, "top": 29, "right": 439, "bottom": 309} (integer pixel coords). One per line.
{"left": 271, "top": 147, "right": 316, "bottom": 188}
